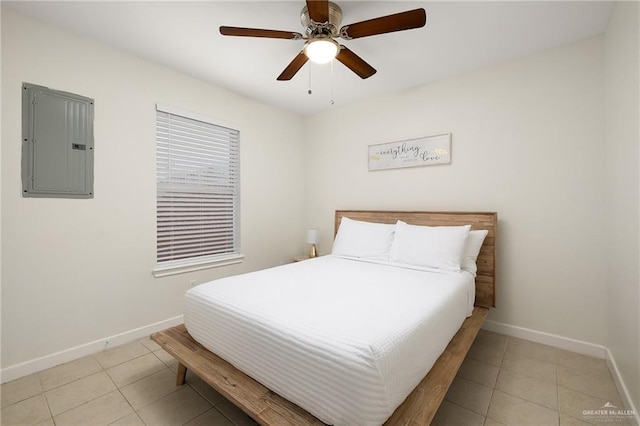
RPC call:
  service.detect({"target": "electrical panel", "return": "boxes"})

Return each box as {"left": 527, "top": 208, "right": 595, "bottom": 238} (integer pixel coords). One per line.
{"left": 22, "top": 83, "right": 94, "bottom": 198}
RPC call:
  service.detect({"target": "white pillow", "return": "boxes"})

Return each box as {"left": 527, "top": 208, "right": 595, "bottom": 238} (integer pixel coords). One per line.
{"left": 331, "top": 217, "right": 395, "bottom": 260}
{"left": 461, "top": 230, "right": 489, "bottom": 276}
{"left": 389, "top": 221, "right": 471, "bottom": 271}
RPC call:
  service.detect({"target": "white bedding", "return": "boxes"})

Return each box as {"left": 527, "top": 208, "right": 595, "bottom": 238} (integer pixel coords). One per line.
{"left": 184, "top": 255, "right": 475, "bottom": 426}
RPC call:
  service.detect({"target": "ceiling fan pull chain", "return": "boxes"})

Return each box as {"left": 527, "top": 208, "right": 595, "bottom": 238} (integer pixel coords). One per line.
{"left": 330, "top": 60, "right": 335, "bottom": 105}
{"left": 308, "top": 63, "right": 313, "bottom": 95}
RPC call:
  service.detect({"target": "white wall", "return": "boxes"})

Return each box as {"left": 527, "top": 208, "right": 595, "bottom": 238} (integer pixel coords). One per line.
{"left": 604, "top": 1, "right": 639, "bottom": 412}
{"left": 0, "top": 6, "right": 4, "bottom": 376}
{"left": 304, "top": 37, "right": 608, "bottom": 345}
{"left": 1, "top": 9, "right": 306, "bottom": 372}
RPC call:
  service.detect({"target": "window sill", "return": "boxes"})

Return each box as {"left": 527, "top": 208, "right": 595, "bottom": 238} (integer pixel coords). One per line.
{"left": 153, "top": 254, "right": 245, "bottom": 278}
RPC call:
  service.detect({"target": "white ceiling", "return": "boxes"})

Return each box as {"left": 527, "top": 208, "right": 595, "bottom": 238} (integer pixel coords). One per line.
{"left": 4, "top": 1, "right": 614, "bottom": 116}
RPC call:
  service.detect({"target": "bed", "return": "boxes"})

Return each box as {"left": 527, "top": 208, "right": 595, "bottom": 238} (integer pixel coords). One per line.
{"left": 152, "top": 210, "right": 497, "bottom": 425}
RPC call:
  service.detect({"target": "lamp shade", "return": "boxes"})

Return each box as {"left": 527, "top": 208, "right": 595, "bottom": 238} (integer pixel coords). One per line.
{"left": 304, "top": 38, "right": 339, "bottom": 64}
{"left": 307, "top": 229, "right": 319, "bottom": 244}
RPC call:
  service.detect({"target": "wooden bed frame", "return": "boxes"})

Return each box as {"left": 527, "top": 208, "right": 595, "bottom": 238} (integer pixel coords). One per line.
{"left": 152, "top": 210, "right": 497, "bottom": 425}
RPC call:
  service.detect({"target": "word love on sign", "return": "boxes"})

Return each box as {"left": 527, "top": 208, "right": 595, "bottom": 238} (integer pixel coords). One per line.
{"left": 368, "top": 133, "right": 451, "bottom": 171}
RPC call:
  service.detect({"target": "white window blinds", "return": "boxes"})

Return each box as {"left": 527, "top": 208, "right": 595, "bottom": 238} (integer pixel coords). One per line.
{"left": 156, "top": 106, "right": 240, "bottom": 267}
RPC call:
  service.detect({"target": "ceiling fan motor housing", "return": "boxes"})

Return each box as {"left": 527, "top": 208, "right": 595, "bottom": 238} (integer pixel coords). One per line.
{"left": 300, "top": 2, "right": 343, "bottom": 37}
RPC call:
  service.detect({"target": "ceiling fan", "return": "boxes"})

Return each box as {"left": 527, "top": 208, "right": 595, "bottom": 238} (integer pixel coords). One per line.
{"left": 219, "top": 0, "right": 426, "bottom": 81}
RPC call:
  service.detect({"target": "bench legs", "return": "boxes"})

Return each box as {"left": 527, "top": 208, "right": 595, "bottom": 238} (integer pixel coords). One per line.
{"left": 177, "top": 362, "right": 187, "bottom": 386}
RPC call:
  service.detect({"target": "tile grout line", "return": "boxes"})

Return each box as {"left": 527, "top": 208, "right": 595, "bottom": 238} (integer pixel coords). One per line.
{"left": 556, "top": 362, "right": 561, "bottom": 426}
{"left": 97, "top": 344, "right": 154, "bottom": 371}
{"left": 484, "top": 386, "right": 497, "bottom": 425}
{"left": 483, "top": 335, "right": 509, "bottom": 425}
{"left": 504, "top": 336, "right": 562, "bottom": 422}
{"left": 150, "top": 348, "right": 178, "bottom": 374}
{"left": 103, "top": 357, "right": 144, "bottom": 426}
{"left": 45, "top": 372, "right": 123, "bottom": 422}
{"left": 109, "top": 339, "right": 199, "bottom": 425}
{"left": 498, "top": 334, "right": 628, "bottom": 426}
{"left": 39, "top": 340, "right": 162, "bottom": 425}
{"left": 185, "top": 376, "right": 240, "bottom": 426}
{"left": 40, "top": 375, "right": 57, "bottom": 426}
{"left": 45, "top": 357, "right": 108, "bottom": 425}
{"left": 120, "top": 347, "right": 185, "bottom": 421}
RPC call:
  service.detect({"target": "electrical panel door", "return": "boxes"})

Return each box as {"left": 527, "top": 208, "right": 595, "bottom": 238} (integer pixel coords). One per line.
{"left": 22, "top": 83, "right": 94, "bottom": 198}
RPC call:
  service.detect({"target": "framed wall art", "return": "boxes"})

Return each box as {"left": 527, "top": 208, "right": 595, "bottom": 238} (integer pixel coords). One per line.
{"left": 368, "top": 133, "right": 451, "bottom": 171}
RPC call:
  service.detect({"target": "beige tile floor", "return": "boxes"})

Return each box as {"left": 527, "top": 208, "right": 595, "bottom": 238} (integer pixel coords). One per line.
{"left": 1, "top": 330, "right": 634, "bottom": 426}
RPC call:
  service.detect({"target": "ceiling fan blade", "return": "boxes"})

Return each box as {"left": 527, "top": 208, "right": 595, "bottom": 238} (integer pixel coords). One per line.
{"left": 220, "top": 26, "right": 303, "bottom": 40}
{"left": 336, "top": 46, "right": 376, "bottom": 79}
{"left": 277, "top": 51, "right": 309, "bottom": 81}
{"left": 306, "top": 0, "right": 329, "bottom": 23}
{"left": 340, "top": 8, "right": 426, "bottom": 40}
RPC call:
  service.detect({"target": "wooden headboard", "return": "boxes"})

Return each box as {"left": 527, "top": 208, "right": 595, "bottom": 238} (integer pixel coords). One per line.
{"left": 335, "top": 210, "right": 497, "bottom": 308}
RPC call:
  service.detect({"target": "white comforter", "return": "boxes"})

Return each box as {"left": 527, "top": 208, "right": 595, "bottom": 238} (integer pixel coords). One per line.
{"left": 184, "top": 255, "right": 475, "bottom": 426}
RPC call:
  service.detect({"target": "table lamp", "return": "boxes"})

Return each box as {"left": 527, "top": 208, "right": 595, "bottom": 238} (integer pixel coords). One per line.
{"left": 307, "top": 229, "right": 318, "bottom": 258}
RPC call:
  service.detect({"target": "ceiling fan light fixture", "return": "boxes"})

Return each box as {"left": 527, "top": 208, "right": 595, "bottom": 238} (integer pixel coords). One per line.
{"left": 304, "top": 38, "right": 339, "bottom": 64}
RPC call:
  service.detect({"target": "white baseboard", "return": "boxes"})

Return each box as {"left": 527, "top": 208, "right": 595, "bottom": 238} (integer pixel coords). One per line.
{"left": 483, "top": 320, "right": 638, "bottom": 425}
{"left": 482, "top": 319, "right": 607, "bottom": 358}
{"left": 0, "top": 315, "right": 184, "bottom": 384}
{"left": 606, "top": 348, "right": 640, "bottom": 425}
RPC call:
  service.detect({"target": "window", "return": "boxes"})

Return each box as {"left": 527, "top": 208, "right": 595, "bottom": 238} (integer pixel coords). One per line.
{"left": 154, "top": 104, "right": 242, "bottom": 277}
